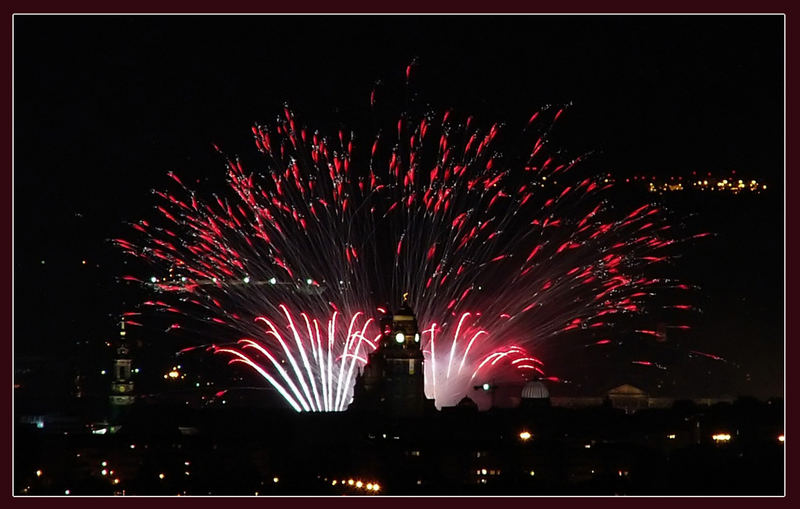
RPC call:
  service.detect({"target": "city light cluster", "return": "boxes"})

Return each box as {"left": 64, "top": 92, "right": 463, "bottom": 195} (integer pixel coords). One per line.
{"left": 98, "top": 460, "right": 122, "bottom": 486}
{"left": 164, "top": 365, "right": 183, "bottom": 380}
{"left": 647, "top": 176, "right": 767, "bottom": 194}
{"left": 477, "top": 468, "right": 502, "bottom": 476}
{"left": 476, "top": 468, "right": 503, "bottom": 484}
{"left": 330, "top": 478, "right": 381, "bottom": 492}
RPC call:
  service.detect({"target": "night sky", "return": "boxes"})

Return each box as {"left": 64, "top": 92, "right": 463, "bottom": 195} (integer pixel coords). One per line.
{"left": 13, "top": 15, "right": 783, "bottom": 405}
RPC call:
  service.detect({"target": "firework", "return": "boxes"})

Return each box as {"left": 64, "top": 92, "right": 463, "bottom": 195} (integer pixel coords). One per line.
{"left": 117, "top": 72, "right": 696, "bottom": 410}
{"left": 212, "top": 306, "right": 380, "bottom": 412}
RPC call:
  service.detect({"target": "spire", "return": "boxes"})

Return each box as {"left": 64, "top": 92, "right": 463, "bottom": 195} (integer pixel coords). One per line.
{"left": 116, "top": 316, "right": 129, "bottom": 357}
{"left": 398, "top": 292, "right": 413, "bottom": 316}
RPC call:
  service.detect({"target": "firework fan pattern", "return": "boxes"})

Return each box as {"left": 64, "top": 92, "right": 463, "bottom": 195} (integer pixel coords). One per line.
{"left": 116, "top": 68, "right": 705, "bottom": 411}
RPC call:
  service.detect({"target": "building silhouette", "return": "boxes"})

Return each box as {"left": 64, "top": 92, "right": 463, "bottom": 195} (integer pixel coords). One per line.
{"left": 350, "top": 296, "right": 435, "bottom": 416}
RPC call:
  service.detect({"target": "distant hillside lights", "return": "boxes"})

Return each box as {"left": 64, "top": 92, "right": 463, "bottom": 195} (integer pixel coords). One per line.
{"left": 633, "top": 173, "right": 767, "bottom": 194}
{"left": 685, "top": 177, "right": 765, "bottom": 194}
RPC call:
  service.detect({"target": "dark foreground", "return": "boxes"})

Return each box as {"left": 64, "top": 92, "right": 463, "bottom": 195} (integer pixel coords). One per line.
{"left": 15, "top": 396, "right": 783, "bottom": 496}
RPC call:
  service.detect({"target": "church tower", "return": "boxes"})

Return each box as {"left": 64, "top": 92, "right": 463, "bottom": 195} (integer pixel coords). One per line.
{"left": 351, "top": 295, "right": 431, "bottom": 416}
{"left": 109, "top": 317, "right": 135, "bottom": 425}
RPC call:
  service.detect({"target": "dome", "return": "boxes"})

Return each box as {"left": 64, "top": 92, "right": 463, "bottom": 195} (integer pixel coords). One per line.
{"left": 521, "top": 381, "right": 550, "bottom": 399}
{"left": 456, "top": 396, "right": 478, "bottom": 409}
{"left": 607, "top": 384, "right": 646, "bottom": 397}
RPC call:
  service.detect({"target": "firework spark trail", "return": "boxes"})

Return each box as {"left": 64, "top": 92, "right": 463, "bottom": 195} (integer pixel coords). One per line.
{"left": 214, "top": 347, "right": 304, "bottom": 412}
{"left": 117, "top": 75, "right": 697, "bottom": 410}
{"left": 219, "top": 309, "right": 380, "bottom": 412}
